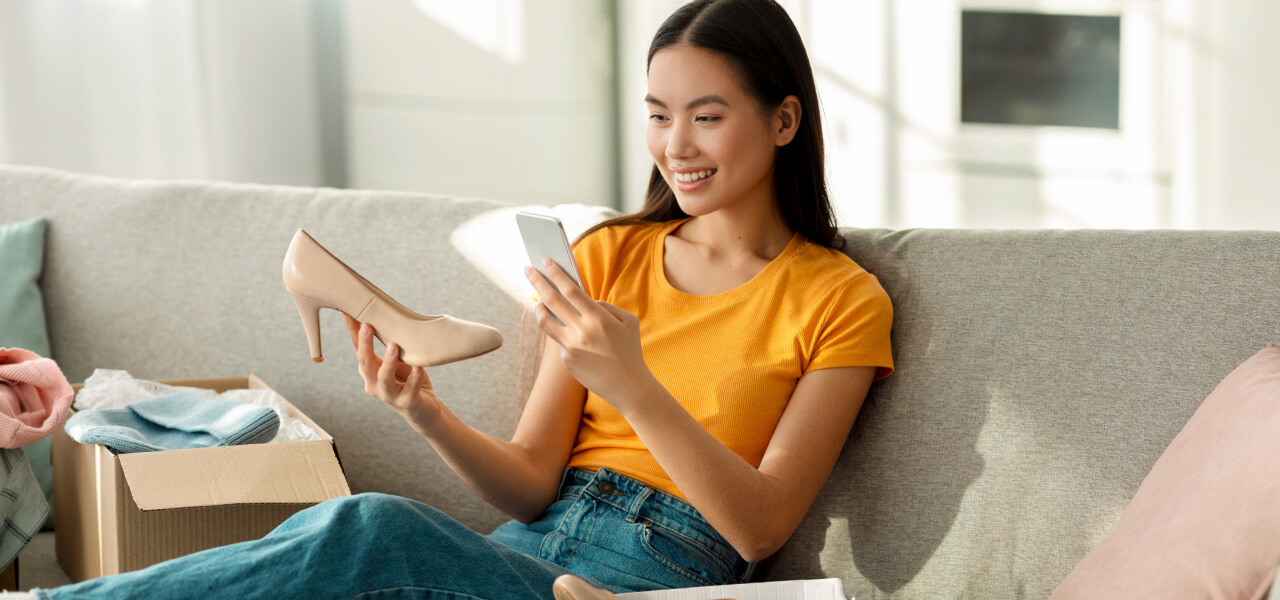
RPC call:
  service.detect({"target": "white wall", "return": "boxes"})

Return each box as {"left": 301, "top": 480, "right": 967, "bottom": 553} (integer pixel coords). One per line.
{"left": 342, "top": 0, "right": 615, "bottom": 207}
{"left": 0, "top": 0, "right": 323, "bottom": 186}
{"left": 198, "top": 0, "right": 324, "bottom": 186}
{"left": 0, "top": 0, "right": 211, "bottom": 180}
{"left": 1203, "top": 1, "right": 1280, "bottom": 230}
{"left": 3, "top": 0, "right": 1275, "bottom": 225}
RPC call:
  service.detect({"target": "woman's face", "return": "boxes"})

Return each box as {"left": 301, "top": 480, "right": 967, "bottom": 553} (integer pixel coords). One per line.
{"left": 645, "top": 46, "right": 785, "bottom": 217}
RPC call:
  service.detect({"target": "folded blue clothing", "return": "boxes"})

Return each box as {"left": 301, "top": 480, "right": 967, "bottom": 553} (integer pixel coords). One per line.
{"left": 64, "top": 391, "right": 280, "bottom": 454}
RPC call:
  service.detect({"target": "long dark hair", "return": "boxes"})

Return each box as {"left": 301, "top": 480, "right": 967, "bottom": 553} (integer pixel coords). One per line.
{"left": 575, "top": 0, "right": 843, "bottom": 250}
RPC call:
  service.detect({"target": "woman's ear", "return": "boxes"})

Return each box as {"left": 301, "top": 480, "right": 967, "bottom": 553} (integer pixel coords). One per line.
{"left": 773, "top": 95, "right": 802, "bottom": 147}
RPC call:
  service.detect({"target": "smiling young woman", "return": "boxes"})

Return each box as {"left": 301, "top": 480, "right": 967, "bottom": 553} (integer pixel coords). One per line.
{"left": 643, "top": 44, "right": 800, "bottom": 296}
{"left": 11, "top": 2, "right": 893, "bottom": 600}
{"left": 534, "top": 1, "right": 894, "bottom": 584}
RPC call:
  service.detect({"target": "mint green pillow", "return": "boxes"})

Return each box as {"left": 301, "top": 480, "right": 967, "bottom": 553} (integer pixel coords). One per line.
{"left": 0, "top": 217, "right": 54, "bottom": 529}
{"left": 0, "top": 218, "right": 50, "bottom": 357}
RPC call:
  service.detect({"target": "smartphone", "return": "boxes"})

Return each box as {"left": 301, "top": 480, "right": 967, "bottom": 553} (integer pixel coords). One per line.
{"left": 516, "top": 211, "right": 585, "bottom": 301}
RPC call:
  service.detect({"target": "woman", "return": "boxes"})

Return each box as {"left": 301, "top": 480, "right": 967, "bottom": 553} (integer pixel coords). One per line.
{"left": 22, "top": 1, "right": 892, "bottom": 598}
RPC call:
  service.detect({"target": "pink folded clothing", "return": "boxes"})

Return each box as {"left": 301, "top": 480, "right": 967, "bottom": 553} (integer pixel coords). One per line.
{"left": 0, "top": 347, "right": 74, "bottom": 448}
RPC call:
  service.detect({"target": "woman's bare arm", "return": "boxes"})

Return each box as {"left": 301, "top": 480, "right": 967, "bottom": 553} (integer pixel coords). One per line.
{"left": 346, "top": 314, "right": 585, "bottom": 523}
{"left": 616, "top": 365, "right": 876, "bottom": 562}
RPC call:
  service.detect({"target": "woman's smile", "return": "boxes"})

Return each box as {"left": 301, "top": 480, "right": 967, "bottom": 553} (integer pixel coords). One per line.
{"left": 672, "top": 167, "right": 718, "bottom": 190}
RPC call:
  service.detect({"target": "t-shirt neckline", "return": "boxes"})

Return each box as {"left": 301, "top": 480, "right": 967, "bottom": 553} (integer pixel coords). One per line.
{"left": 650, "top": 217, "right": 806, "bottom": 305}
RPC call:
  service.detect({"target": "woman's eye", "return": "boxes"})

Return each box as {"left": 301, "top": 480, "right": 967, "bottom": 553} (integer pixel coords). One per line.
{"left": 696, "top": 116, "right": 720, "bottom": 123}
{"left": 648, "top": 114, "right": 668, "bottom": 123}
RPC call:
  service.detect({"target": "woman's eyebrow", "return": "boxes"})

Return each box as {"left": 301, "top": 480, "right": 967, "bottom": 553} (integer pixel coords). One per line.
{"left": 644, "top": 94, "right": 730, "bottom": 110}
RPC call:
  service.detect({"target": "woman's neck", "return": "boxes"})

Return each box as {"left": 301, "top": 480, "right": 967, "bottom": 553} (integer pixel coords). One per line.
{"left": 675, "top": 201, "right": 794, "bottom": 263}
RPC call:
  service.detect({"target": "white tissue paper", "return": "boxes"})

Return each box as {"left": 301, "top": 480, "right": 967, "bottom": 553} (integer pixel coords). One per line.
{"left": 617, "top": 579, "right": 850, "bottom": 600}
{"left": 74, "top": 369, "right": 321, "bottom": 443}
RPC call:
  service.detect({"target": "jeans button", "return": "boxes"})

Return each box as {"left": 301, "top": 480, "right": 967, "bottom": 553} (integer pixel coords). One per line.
{"left": 598, "top": 480, "right": 617, "bottom": 495}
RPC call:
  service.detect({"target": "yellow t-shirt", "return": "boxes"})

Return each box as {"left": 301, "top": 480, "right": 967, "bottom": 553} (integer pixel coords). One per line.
{"left": 566, "top": 217, "right": 894, "bottom": 500}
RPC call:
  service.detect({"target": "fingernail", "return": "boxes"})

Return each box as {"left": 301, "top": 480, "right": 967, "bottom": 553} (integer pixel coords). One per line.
{"left": 361, "top": 323, "right": 370, "bottom": 336}
{"left": 543, "top": 257, "right": 553, "bottom": 267}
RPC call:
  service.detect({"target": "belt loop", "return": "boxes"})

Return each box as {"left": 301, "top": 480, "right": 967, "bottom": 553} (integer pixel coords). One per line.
{"left": 624, "top": 486, "right": 652, "bottom": 522}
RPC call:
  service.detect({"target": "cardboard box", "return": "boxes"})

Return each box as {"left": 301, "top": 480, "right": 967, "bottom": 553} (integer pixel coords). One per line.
{"left": 52, "top": 375, "right": 350, "bottom": 582}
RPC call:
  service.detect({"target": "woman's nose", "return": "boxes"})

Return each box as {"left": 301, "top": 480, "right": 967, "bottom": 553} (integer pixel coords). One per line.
{"left": 665, "top": 122, "right": 696, "bottom": 160}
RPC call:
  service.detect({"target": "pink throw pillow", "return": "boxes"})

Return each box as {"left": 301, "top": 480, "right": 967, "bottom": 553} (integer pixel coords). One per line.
{"left": 1052, "top": 344, "right": 1280, "bottom": 600}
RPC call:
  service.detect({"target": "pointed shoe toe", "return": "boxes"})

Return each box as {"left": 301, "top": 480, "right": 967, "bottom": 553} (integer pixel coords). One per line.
{"left": 282, "top": 229, "right": 503, "bottom": 367}
{"left": 552, "top": 575, "right": 619, "bottom": 600}
{"left": 356, "top": 298, "right": 504, "bottom": 367}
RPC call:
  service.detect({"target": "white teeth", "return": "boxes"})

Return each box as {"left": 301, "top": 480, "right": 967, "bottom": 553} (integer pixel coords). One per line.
{"left": 675, "top": 169, "right": 716, "bottom": 183}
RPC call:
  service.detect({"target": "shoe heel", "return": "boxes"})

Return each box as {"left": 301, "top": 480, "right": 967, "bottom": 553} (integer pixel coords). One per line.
{"left": 288, "top": 290, "right": 326, "bottom": 363}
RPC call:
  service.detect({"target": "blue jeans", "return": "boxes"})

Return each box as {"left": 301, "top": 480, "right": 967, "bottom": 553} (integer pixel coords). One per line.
{"left": 38, "top": 467, "right": 754, "bottom": 599}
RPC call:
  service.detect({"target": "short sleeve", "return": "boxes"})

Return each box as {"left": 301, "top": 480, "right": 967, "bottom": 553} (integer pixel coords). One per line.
{"left": 571, "top": 226, "right": 611, "bottom": 302}
{"left": 806, "top": 273, "right": 895, "bottom": 381}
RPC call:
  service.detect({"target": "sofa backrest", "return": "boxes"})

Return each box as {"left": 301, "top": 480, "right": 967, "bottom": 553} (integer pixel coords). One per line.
{"left": 760, "top": 228, "right": 1280, "bottom": 598}
{"left": 4, "top": 165, "right": 1278, "bottom": 598}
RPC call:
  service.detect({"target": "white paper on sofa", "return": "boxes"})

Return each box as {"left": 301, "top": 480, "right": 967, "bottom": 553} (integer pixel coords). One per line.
{"left": 617, "top": 578, "right": 849, "bottom": 600}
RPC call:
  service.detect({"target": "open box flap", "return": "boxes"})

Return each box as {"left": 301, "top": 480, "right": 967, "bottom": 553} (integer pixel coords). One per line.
{"left": 117, "top": 440, "right": 351, "bottom": 511}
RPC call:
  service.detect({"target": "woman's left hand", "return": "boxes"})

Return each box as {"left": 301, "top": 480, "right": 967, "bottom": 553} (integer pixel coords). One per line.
{"left": 525, "top": 259, "right": 655, "bottom": 408}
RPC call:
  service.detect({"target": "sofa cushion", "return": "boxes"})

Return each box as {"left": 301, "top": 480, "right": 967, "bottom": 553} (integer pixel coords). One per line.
{"left": 0, "top": 217, "right": 51, "bottom": 357}
{"left": 0, "top": 216, "right": 54, "bottom": 528}
{"left": 759, "top": 228, "right": 1280, "bottom": 598}
{"left": 1050, "top": 344, "right": 1280, "bottom": 599}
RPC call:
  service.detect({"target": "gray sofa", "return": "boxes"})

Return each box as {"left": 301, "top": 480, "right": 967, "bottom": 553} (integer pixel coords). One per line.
{"left": 4, "top": 163, "right": 1278, "bottom": 598}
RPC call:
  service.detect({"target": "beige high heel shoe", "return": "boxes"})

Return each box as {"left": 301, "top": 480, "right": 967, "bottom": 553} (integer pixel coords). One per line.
{"left": 552, "top": 575, "right": 620, "bottom": 600}
{"left": 282, "top": 229, "right": 503, "bottom": 367}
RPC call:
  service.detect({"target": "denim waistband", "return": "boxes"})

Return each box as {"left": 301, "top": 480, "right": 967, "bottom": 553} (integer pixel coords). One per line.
{"left": 557, "top": 467, "right": 751, "bottom": 580}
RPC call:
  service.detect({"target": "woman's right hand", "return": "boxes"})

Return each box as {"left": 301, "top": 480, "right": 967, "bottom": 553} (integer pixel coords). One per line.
{"left": 343, "top": 312, "right": 444, "bottom": 423}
